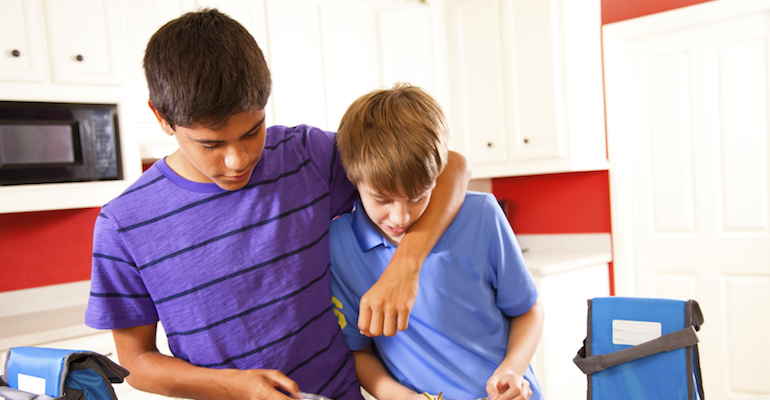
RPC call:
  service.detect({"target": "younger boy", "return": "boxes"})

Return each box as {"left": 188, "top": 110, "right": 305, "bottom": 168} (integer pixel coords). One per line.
{"left": 330, "top": 83, "right": 544, "bottom": 400}
{"left": 85, "top": 10, "right": 470, "bottom": 400}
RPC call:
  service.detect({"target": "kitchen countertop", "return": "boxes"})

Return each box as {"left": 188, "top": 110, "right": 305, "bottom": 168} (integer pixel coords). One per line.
{"left": 1, "top": 233, "right": 612, "bottom": 351}
{"left": 517, "top": 233, "right": 612, "bottom": 276}
{"left": 0, "top": 280, "right": 100, "bottom": 351}
{"left": 0, "top": 304, "right": 97, "bottom": 351}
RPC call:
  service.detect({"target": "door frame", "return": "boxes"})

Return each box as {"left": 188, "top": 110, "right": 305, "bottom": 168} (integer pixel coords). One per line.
{"left": 602, "top": 0, "right": 770, "bottom": 296}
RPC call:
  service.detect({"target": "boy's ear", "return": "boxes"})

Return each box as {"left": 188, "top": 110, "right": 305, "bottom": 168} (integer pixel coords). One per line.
{"left": 148, "top": 100, "right": 175, "bottom": 137}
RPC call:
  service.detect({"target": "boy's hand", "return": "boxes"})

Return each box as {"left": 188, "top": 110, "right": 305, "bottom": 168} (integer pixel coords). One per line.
{"left": 485, "top": 367, "right": 531, "bottom": 400}
{"left": 221, "top": 368, "right": 300, "bottom": 400}
{"left": 357, "top": 258, "right": 419, "bottom": 337}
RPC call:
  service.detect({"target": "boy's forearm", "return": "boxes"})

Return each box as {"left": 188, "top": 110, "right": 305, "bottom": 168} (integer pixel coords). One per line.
{"left": 353, "top": 348, "right": 418, "bottom": 400}
{"left": 122, "top": 347, "right": 297, "bottom": 400}
{"left": 113, "top": 325, "right": 297, "bottom": 400}
{"left": 500, "top": 300, "right": 545, "bottom": 376}
{"left": 391, "top": 150, "right": 471, "bottom": 268}
{"left": 121, "top": 349, "right": 216, "bottom": 398}
{"left": 114, "top": 332, "right": 231, "bottom": 399}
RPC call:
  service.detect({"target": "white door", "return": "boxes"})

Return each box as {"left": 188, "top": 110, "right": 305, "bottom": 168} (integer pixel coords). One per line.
{"left": 604, "top": 1, "right": 770, "bottom": 399}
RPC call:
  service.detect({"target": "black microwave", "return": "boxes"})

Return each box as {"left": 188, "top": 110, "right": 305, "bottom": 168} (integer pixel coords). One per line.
{"left": 0, "top": 101, "right": 122, "bottom": 185}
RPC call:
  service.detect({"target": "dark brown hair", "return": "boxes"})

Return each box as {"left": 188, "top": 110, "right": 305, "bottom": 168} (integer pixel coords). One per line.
{"left": 336, "top": 83, "right": 450, "bottom": 199}
{"left": 144, "top": 8, "right": 271, "bottom": 129}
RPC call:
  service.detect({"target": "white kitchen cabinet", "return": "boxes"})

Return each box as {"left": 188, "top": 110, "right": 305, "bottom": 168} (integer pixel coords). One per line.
{"left": 265, "top": 0, "right": 328, "bottom": 130}
{"left": 117, "top": 0, "right": 447, "bottom": 158}
{"left": 518, "top": 234, "right": 612, "bottom": 400}
{"left": 0, "top": 0, "right": 142, "bottom": 214}
{"left": 0, "top": 0, "right": 46, "bottom": 82}
{"left": 43, "top": 0, "right": 122, "bottom": 85}
{"left": 445, "top": 0, "right": 608, "bottom": 178}
{"left": 265, "top": 0, "right": 446, "bottom": 132}
{"left": 377, "top": 2, "right": 450, "bottom": 110}
{"left": 0, "top": 0, "right": 122, "bottom": 86}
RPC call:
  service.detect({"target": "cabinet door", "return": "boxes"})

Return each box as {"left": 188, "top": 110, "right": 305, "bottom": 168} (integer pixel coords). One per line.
{"left": 123, "top": 0, "right": 195, "bottom": 124}
{"left": 265, "top": 0, "right": 327, "bottom": 129}
{"left": 43, "top": 0, "right": 122, "bottom": 85}
{"left": 531, "top": 263, "right": 610, "bottom": 400}
{"left": 320, "top": 3, "right": 379, "bottom": 131}
{"left": 0, "top": 0, "right": 46, "bottom": 82}
{"left": 445, "top": 0, "right": 509, "bottom": 165}
{"left": 377, "top": 3, "right": 449, "bottom": 109}
{"left": 446, "top": 0, "right": 606, "bottom": 178}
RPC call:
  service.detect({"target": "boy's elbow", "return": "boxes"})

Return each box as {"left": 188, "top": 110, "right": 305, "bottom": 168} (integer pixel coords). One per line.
{"left": 448, "top": 150, "right": 472, "bottom": 179}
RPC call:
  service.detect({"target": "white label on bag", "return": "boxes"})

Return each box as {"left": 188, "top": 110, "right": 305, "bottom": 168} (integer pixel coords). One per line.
{"left": 17, "top": 373, "right": 47, "bottom": 395}
{"left": 612, "top": 319, "right": 662, "bottom": 345}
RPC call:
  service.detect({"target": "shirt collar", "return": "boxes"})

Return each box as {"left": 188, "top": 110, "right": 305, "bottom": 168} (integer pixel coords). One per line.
{"left": 350, "top": 200, "right": 448, "bottom": 253}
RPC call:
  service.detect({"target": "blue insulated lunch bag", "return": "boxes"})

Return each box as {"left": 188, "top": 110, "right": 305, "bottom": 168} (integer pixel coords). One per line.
{"left": 1, "top": 347, "right": 129, "bottom": 400}
{"left": 573, "top": 297, "right": 705, "bottom": 400}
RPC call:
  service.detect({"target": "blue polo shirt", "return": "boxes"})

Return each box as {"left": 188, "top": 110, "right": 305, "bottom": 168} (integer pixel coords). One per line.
{"left": 330, "top": 191, "right": 542, "bottom": 400}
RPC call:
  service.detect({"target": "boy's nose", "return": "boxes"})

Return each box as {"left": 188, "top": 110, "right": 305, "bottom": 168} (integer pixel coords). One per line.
{"left": 390, "top": 204, "right": 410, "bottom": 226}
{"left": 224, "top": 145, "right": 250, "bottom": 170}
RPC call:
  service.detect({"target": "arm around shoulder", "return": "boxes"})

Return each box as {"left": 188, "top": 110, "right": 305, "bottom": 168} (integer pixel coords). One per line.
{"left": 356, "top": 151, "right": 471, "bottom": 337}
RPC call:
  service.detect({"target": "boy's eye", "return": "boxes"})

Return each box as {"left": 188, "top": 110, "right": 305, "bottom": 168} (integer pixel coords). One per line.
{"left": 375, "top": 198, "right": 392, "bottom": 205}
{"left": 202, "top": 143, "right": 219, "bottom": 151}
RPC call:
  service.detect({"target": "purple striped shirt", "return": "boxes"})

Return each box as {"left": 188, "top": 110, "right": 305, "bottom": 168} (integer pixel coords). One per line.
{"left": 86, "top": 125, "right": 361, "bottom": 400}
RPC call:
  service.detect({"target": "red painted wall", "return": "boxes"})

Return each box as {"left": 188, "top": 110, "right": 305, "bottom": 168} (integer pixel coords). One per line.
{"left": 602, "top": 0, "right": 713, "bottom": 25}
{"left": 492, "top": 171, "right": 611, "bottom": 234}
{"left": 0, "top": 208, "right": 99, "bottom": 292}
{"left": 0, "top": 0, "right": 716, "bottom": 293}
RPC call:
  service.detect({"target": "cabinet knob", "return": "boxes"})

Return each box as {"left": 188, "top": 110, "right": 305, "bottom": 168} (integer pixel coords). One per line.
{"left": 487, "top": 142, "right": 493, "bottom": 148}
{"left": 75, "top": 54, "right": 84, "bottom": 62}
{"left": 11, "top": 49, "right": 21, "bottom": 57}
{"left": 523, "top": 138, "right": 529, "bottom": 144}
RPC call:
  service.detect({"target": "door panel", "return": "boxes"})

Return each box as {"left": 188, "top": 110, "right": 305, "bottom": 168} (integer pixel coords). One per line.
{"left": 606, "top": 3, "right": 770, "bottom": 398}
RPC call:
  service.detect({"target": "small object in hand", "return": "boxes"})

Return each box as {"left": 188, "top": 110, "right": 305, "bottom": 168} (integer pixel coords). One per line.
{"left": 423, "top": 392, "right": 444, "bottom": 400}
{"left": 300, "top": 392, "right": 335, "bottom": 400}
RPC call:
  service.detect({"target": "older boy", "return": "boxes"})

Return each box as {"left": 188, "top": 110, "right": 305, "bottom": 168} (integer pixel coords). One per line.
{"left": 85, "top": 10, "right": 470, "bottom": 400}
{"left": 330, "top": 83, "right": 544, "bottom": 400}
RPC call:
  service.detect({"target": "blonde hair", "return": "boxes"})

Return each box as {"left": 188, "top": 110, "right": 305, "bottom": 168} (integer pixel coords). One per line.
{"left": 336, "top": 83, "right": 450, "bottom": 199}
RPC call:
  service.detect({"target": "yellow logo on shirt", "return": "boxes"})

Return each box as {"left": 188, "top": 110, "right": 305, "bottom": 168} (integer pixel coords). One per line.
{"left": 332, "top": 296, "right": 346, "bottom": 329}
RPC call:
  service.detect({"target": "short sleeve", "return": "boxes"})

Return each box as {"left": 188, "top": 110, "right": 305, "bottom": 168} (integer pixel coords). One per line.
{"left": 85, "top": 212, "right": 158, "bottom": 329}
{"left": 299, "top": 126, "right": 357, "bottom": 218}
{"left": 329, "top": 215, "right": 374, "bottom": 351}
{"left": 484, "top": 194, "right": 539, "bottom": 317}
{"left": 330, "top": 269, "right": 373, "bottom": 351}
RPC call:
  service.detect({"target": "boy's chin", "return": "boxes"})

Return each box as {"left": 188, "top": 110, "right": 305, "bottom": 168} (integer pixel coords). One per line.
{"left": 214, "top": 176, "right": 252, "bottom": 191}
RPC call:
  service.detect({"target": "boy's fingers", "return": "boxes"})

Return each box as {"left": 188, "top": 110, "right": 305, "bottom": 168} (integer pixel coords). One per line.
{"left": 266, "top": 370, "right": 300, "bottom": 398}
{"left": 382, "top": 309, "right": 398, "bottom": 336}
{"left": 396, "top": 308, "right": 410, "bottom": 331}
{"left": 358, "top": 306, "right": 373, "bottom": 336}
{"left": 367, "top": 309, "right": 385, "bottom": 336}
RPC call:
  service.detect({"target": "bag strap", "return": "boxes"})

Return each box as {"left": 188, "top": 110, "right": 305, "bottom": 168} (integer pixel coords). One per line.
{"left": 573, "top": 325, "right": 700, "bottom": 375}
{"left": 65, "top": 352, "right": 128, "bottom": 384}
